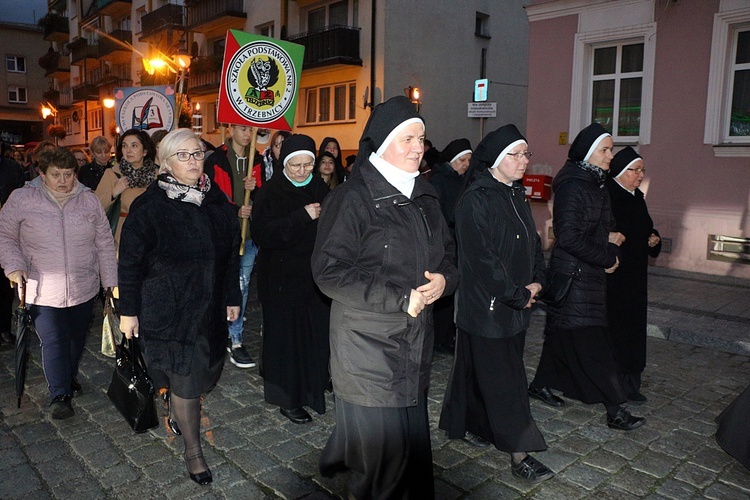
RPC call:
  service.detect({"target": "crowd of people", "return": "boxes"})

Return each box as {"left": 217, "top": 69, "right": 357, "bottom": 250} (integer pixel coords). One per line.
{"left": 1, "top": 94, "right": 747, "bottom": 496}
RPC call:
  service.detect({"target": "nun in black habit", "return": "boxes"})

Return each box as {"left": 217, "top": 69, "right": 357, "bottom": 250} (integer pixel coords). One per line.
{"left": 438, "top": 125, "right": 554, "bottom": 482}
{"left": 528, "top": 123, "right": 646, "bottom": 431}
{"left": 606, "top": 147, "right": 661, "bottom": 403}
{"left": 251, "top": 134, "right": 331, "bottom": 424}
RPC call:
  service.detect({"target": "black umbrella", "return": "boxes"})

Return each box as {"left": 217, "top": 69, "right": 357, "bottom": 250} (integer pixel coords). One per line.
{"left": 15, "top": 280, "right": 31, "bottom": 408}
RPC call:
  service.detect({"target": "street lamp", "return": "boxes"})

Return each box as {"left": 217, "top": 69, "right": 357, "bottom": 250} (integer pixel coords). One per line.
{"left": 404, "top": 86, "right": 421, "bottom": 112}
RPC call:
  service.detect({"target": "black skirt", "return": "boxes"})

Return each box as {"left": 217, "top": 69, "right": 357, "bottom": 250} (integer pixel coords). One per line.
{"left": 261, "top": 302, "right": 330, "bottom": 414}
{"left": 149, "top": 333, "right": 224, "bottom": 399}
{"left": 439, "top": 329, "right": 547, "bottom": 453}
{"left": 319, "top": 391, "right": 434, "bottom": 499}
{"left": 532, "top": 325, "right": 626, "bottom": 405}
{"left": 716, "top": 384, "right": 750, "bottom": 470}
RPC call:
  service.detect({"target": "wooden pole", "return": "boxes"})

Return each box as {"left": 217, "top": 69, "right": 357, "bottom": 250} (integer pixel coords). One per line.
{"left": 239, "top": 127, "right": 258, "bottom": 256}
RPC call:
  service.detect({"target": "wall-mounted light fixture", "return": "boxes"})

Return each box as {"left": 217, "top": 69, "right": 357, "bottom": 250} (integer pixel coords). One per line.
{"left": 404, "top": 86, "right": 421, "bottom": 112}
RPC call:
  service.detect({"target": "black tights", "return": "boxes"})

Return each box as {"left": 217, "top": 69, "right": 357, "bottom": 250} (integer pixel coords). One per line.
{"left": 170, "top": 394, "right": 208, "bottom": 474}
{"left": 604, "top": 401, "right": 622, "bottom": 417}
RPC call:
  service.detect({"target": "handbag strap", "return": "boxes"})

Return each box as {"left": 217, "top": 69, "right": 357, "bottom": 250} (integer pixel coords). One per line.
{"left": 119, "top": 334, "right": 151, "bottom": 376}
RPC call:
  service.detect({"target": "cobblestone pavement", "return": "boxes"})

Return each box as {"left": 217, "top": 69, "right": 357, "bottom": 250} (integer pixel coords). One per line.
{"left": 1, "top": 271, "right": 749, "bottom": 499}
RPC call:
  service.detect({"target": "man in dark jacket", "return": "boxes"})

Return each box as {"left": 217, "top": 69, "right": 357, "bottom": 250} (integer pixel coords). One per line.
{"left": 203, "top": 124, "right": 261, "bottom": 368}
{"left": 0, "top": 143, "right": 25, "bottom": 348}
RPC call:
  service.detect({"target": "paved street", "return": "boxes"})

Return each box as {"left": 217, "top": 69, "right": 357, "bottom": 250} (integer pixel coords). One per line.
{"left": 0, "top": 267, "right": 749, "bottom": 499}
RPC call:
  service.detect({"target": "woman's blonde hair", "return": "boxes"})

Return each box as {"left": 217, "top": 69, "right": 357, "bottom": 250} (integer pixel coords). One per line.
{"left": 157, "top": 128, "right": 204, "bottom": 173}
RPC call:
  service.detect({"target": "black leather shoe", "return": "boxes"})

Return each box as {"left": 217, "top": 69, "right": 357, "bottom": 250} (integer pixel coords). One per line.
{"left": 71, "top": 378, "right": 83, "bottom": 397}
{"left": 511, "top": 455, "right": 555, "bottom": 482}
{"left": 607, "top": 408, "right": 646, "bottom": 431}
{"left": 528, "top": 385, "right": 565, "bottom": 407}
{"left": 627, "top": 391, "right": 647, "bottom": 404}
{"left": 168, "top": 418, "right": 181, "bottom": 435}
{"left": 50, "top": 395, "right": 74, "bottom": 420}
{"left": 462, "top": 431, "right": 491, "bottom": 448}
{"left": 280, "top": 407, "right": 312, "bottom": 424}
{"left": 189, "top": 470, "right": 212, "bottom": 485}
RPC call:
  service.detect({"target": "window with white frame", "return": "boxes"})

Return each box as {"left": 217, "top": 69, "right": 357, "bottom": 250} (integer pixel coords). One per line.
{"left": 704, "top": 9, "right": 750, "bottom": 152}
{"left": 8, "top": 86, "right": 27, "bottom": 103}
{"left": 89, "top": 109, "right": 102, "bottom": 130}
{"left": 6, "top": 55, "right": 26, "bottom": 73}
{"left": 307, "top": 0, "right": 349, "bottom": 32}
{"left": 590, "top": 42, "right": 644, "bottom": 138}
{"left": 63, "top": 116, "right": 73, "bottom": 135}
{"left": 570, "top": 23, "right": 656, "bottom": 145}
{"left": 258, "top": 22, "right": 274, "bottom": 38}
{"left": 303, "top": 82, "right": 356, "bottom": 125}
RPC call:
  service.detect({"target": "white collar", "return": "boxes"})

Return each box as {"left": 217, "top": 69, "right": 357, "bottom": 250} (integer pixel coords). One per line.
{"left": 369, "top": 152, "right": 419, "bottom": 198}
{"left": 615, "top": 178, "right": 636, "bottom": 195}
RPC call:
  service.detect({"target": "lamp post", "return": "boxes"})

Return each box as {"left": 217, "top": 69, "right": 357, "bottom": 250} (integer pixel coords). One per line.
{"left": 41, "top": 102, "right": 60, "bottom": 145}
{"left": 404, "top": 86, "right": 421, "bottom": 113}
{"left": 173, "top": 52, "right": 191, "bottom": 130}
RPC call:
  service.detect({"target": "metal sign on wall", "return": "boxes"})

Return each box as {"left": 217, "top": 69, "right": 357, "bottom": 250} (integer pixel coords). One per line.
{"left": 467, "top": 102, "right": 497, "bottom": 118}
{"left": 115, "top": 85, "right": 176, "bottom": 134}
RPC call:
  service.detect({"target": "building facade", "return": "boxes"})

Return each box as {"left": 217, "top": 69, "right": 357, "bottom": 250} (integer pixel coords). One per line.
{"left": 525, "top": 0, "right": 750, "bottom": 278}
{"left": 34, "top": 0, "right": 530, "bottom": 155}
{"left": 0, "top": 21, "right": 48, "bottom": 147}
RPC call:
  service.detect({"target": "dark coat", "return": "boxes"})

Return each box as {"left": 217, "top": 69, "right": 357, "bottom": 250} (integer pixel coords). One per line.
{"left": 77, "top": 161, "right": 111, "bottom": 190}
{"left": 546, "top": 160, "right": 619, "bottom": 332}
{"left": 606, "top": 179, "right": 660, "bottom": 373}
{"left": 0, "top": 157, "right": 24, "bottom": 205}
{"left": 312, "top": 158, "right": 458, "bottom": 408}
{"left": 118, "top": 182, "right": 241, "bottom": 376}
{"left": 429, "top": 161, "right": 464, "bottom": 234}
{"left": 455, "top": 170, "right": 546, "bottom": 338}
{"left": 251, "top": 172, "right": 329, "bottom": 306}
{"left": 203, "top": 143, "right": 262, "bottom": 215}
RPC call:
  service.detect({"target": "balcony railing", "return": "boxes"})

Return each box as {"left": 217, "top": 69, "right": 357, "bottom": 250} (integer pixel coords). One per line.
{"left": 44, "top": 54, "right": 71, "bottom": 78}
{"left": 69, "top": 38, "right": 99, "bottom": 65}
{"left": 72, "top": 83, "right": 99, "bottom": 102}
{"left": 85, "top": 0, "right": 132, "bottom": 20}
{"left": 188, "top": 68, "right": 222, "bottom": 95}
{"left": 140, "top": 3, "right": 185, "bottom": 41}
{"left": 287, "top": 25, "right": 361, "bottom": 69}
{"left": 59, "top": 89, "right": 73, "bottom": 108}
{"left": 99, "top": 29, "right": 133, "bottom": 60}
{"left": 40, "top": 13, "right": 69, "bottom": 42}
{"left": 186, "top": 0, "right": 245, "bottom": 35}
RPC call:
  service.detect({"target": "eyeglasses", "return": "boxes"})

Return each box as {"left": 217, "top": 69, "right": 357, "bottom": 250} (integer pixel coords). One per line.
{"left": 626, "top": 167, "right": 646, "bottom": 174}
{"left": 286, "top": 161, "right": 315, "bottom": 171}
{"left": 506, "top": 152, "right": 533, "bottom": 160}
{"left": 75, "top": 158, "right": 86, "bottom": 164}
{"left": 171, "top": 151, "right": 206, "bottom": 162}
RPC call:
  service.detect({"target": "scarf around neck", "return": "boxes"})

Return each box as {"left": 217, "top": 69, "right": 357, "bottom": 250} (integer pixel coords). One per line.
{"left": 120, "top": 158, "right": 158, "bottom": 188}
{"left": 157, "top": 172, "right": 211, "bottom": 206}
{"left": 574, "top": 160, "right": 608, "bottom": 188}
{"left": 42, "top": 178, "right": 80, "bottom": 208}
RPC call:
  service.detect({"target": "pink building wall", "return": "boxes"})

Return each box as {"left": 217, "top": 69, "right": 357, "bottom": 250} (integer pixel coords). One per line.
{"left": 525, "top": 0, "right": 750, "bottom": 278}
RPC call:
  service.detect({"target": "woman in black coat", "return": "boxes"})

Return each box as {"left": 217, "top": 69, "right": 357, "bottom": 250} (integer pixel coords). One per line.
{"left": 119, "top": 129, "right": 241, "bottom": 485}
{"left": 529, "top": 123, "right": 646, "bottom": 431}
{"left": 251, "top": 134, "right": 330, "bottom": 424}
{"left": 312, "top": 96, "right": 458, "bottom": 498}
{"left": 606, "top": 147, "right": 661, "bottom": 403}
{"left": 439, "top": 125, "right": 553, "bottom": 482}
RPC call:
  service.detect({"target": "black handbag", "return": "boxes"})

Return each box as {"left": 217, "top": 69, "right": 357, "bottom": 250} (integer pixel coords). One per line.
{"left": 540, "top": 265, "right": 581, "bottom": 308}
{"left": 107, "top": 335, "right": 159, "bottom": 433}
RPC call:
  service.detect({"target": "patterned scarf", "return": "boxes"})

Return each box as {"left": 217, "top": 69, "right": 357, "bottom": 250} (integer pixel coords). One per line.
{"left": 157, "top": 172, "right": 211, "bottom": 206}
{"left": 120, "top": 158, "right": 158, "bottom": 188}
{"left": 574, "top": 160, "right": 608, "bottom": 188}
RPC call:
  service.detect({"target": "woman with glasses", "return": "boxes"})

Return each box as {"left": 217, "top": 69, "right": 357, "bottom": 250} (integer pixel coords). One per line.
{"left": 606, "top": 147, "right": 661, "bottom": 403}
{"left": 118, "top": 129, "right": 241, "bottom": 485}
{"left": 529, "top": 123, "right": 646, "bottom": 432}
{"left": 251, "top": 134, "right": 331, "bottom": 424}
{"left": 439, "top": 125, "right": 554, "bottom": 482}
{"left": 96, "top": 129, "right": 157, "bottom": 250}
{"left": 70, "top": 148, "right": 90, "bottom": 170}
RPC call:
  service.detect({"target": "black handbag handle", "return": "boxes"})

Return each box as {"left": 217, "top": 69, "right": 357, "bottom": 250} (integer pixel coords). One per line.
{"left": 118, "top": 334, "right": 150, "bottom": 377}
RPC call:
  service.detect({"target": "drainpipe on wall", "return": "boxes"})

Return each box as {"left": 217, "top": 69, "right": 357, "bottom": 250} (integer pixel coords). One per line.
{"left": 369, "top": 0, "right": 376, "bottom": 109}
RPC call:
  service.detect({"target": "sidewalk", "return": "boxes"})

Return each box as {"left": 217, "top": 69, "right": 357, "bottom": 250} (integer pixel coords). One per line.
{"left": 0, "top": 267, "right": 748, "bottom": 499}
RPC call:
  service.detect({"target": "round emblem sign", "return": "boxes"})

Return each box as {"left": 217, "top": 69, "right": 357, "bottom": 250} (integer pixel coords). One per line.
{"left": 118, "top": 89, "right": 174, "bottom": 132}
{"left": 225, "top": 41, "right": 296, "bottom": 124}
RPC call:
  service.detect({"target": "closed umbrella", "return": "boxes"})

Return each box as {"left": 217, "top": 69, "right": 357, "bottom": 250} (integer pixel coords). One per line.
{"left": 15, "top": 280, "right": 31, "bottom": 408}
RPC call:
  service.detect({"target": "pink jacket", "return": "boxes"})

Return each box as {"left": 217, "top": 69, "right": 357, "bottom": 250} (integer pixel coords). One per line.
{"left": 0, "top": 182, "right": 118, "bottom": 308}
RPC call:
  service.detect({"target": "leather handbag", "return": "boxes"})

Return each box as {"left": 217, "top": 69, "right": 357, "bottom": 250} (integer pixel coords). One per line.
{"left": 540, "top": 264, "right": 581, "bottom": 308}
{"left": 107, "top": 335, "right": 159, "bottom": 433}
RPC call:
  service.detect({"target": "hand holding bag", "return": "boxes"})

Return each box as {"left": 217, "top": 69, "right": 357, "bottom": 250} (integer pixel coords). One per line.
{"left": 107, "top": 334, "right": 159, "bottom": 433}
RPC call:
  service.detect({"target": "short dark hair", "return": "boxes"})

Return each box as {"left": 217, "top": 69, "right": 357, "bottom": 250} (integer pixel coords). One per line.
{"left": 37, "top": 147, "right": 77, "bottom": 174}
{"left": 116, "top": 129, "right": 157, "bottom": 163}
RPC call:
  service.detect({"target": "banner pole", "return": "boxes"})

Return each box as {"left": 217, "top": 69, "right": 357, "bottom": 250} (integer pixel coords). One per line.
{"left": 239, "top": 127, "right": 258, "bottom": 256}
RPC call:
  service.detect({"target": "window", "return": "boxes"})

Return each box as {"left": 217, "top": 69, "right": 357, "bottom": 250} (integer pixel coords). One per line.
{"left": 63, "top": 116, "right": 73, "bottom": 135}
{"left": 135, "top": 7, "right": 145, "bottom": 34}
{"left": 258, "top": 22, "right": 274, "bottom": 38}
{"left": 590, "top": 42, "right": 644, "bottom": 138}
{"left": 705, "top": 9, "right": 750, "bottom": 152}
{"left": 6, "top": 55, "right": 26, "bottom": 73}
{"left": 307, "top": 0, "right": 348, "bottom": 32}
{"left": 570, "top": 23, "right": 656, "bottom": 144}
{"left": 303, "top": 82, "right": 357, "bottom": 125}
{"left": 89, "top": 109, "right": 102, "bottom": 130}
{"left": 8, "top": 86, "right": 27, "bottom": 103}
{"left": 475, "top": 12, "right": 490, "bottom": 38}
